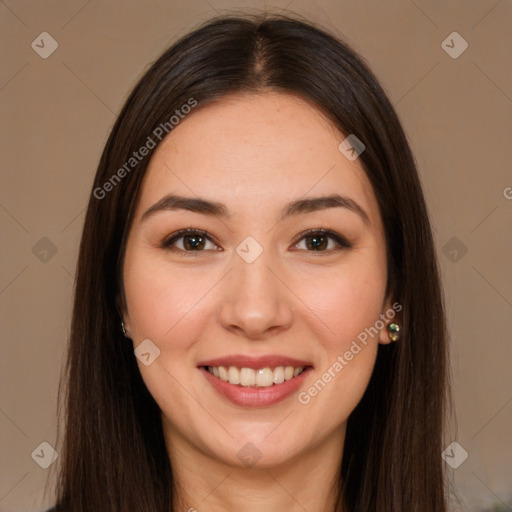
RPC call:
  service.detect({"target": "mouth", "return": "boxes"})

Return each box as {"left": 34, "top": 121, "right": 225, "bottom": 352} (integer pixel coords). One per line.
{"left": 197, "top": 355, "right": 313, "bottom": 407}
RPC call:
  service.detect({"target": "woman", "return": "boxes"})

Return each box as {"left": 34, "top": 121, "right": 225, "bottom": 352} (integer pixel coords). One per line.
{"left": 47, "top": 12, "right": 449, "bottom": 511}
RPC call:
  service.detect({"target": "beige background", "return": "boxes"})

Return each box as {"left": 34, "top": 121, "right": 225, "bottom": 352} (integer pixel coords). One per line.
{"left": 1, "top": 1, "right": 511, "bottom": 510}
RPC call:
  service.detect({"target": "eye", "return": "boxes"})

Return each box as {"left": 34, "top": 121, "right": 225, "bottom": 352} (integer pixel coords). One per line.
{"left": 160, "top": 228, "right": 220, "bottom": 254}
{"left": 292, "top": 228, "right": 352, "bottom": 253}
{"left": 160, "top": 227, "right": 352, "bottom": 255}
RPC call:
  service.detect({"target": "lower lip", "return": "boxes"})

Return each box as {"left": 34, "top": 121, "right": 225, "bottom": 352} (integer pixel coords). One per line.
{"left": 200, "top": 367, "right": 312, "bottom": 408}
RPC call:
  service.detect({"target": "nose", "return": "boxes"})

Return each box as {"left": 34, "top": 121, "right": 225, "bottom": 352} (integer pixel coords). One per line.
{"left": 217, "top": 248, "right": 294, "bottom": 340}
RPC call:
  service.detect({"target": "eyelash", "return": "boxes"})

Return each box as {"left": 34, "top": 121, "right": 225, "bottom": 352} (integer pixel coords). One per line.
{"left": 159, "top": 227, "right": 352, "bottom": 256}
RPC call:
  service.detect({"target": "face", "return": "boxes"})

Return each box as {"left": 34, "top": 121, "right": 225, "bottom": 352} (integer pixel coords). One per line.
{"left": 121, "top": 92, "right": 397, "bottom": 469}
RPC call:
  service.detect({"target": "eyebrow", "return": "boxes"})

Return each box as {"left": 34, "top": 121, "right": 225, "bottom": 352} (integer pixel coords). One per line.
{"left": 141, "top": 193, "right": 370, "bottom": 225}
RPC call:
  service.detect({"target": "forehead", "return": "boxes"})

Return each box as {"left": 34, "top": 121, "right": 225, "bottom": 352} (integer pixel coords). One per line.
{"left": 135, "top": 92, "right": 381, "bottom": 227}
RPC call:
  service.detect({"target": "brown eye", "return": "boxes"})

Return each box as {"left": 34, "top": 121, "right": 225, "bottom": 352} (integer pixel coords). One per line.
{"left": 304, "top": 233, "right": 329, "bottom": 251}
{"left": 161, "top": 229, "right": 219, "bottom": 253}
{"left": 293, "top": 229, "right": 352, "bottom": 252}
{"left": 181, "top": 233, "right": 206, "bottom": 250}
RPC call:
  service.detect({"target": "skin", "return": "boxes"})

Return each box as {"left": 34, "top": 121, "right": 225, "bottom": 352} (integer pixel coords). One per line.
{"left": 121, "top": 91, "right": 400, "bottom": 512}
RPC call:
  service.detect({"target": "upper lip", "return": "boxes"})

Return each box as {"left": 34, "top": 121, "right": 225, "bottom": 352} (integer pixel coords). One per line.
{"left": 197, "top": 355, "right": 313, "bottom": 370}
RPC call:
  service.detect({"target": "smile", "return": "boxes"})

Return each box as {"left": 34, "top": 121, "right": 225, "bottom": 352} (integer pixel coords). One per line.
{"left": 206, "top": 365, "right": 306, "bottom": 387}
{"left": 198, "top": 355, "right": 313, "bottom": 407}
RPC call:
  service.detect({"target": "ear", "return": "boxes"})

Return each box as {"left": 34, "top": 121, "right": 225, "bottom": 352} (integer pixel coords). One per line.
{"left": 378, "top": 295, "right": 403, "bottom": 345}
{"left": 116, "top": 289, "right": 131, "bottom": 335}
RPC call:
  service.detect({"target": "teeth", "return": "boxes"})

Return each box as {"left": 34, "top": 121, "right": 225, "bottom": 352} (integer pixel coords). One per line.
{"left": 240, "top": 368, "right": 255, "bottom": 386}
{"left": 273, "top": 366, "right": 285, "bottom": 384}
{"left": 218, "top": 366, "right": 228, "bottom": 382}
{"left": 227, "top": 366, "right": 240, "bottom": 384}
{"left": 256, "top": 368, "right": 273, "bottom": 387}
{"left": 206, "top": 365, "right": 306, "bottom": 387}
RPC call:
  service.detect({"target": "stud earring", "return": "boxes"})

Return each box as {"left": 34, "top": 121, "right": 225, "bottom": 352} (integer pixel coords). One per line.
{"left": 121, "top": 321, "right": 127, "bottom": 337}
{"left": 387, "top": 322, "right": 401, "bottom": 341}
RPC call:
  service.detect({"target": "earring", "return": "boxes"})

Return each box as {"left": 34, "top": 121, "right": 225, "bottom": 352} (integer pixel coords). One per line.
{"left": 121, "top": 321, "right": 127, "bottom": 337}
{"left": 387, "top": 322, "right": 400, "bottom": 341}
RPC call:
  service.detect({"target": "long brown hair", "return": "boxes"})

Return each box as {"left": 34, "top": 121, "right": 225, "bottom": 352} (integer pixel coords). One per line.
{"left": 49, "top": 12, "right": 449, "bottom": 511}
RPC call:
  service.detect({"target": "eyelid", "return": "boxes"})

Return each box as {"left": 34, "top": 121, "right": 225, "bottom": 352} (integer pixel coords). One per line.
{"left": 160, "top": 228, "right": 221, "bottom": 252}
{"left": 290, "top": 227, "right": 352, "bottom": 251}
{"left": 160, "top": 227, "right": 352, "bottom": 253}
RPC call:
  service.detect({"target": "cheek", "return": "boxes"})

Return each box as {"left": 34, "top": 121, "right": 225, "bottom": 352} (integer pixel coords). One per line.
{"left": 291, "top": 255, "right": 385, "bottom": 413}
{"left": 295, "top": 292, "right": 379, "bottom": 431}
{"left": 122, "top": 251, "right": 217, "bottom": 419}
{"left": 123, "top": 250, "right": 218, "bottom": 343}
{"left": 294, "top": 258, "right": 386, "bottom": 349}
